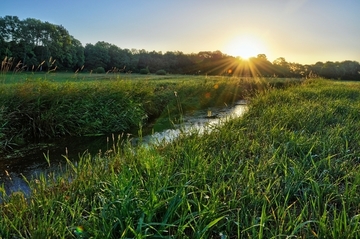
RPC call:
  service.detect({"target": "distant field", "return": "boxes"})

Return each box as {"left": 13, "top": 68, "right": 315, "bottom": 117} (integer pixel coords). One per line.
{"left": 0, "top": 72, "right": 195, "bottom": 84}
{"left": 0, "top": 71, "right": 305, "bottom": 84}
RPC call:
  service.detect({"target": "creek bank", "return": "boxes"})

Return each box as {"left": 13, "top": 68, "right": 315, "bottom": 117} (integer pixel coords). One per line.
{"left": 0, "top": 101, "right": 247, "bottom": 197}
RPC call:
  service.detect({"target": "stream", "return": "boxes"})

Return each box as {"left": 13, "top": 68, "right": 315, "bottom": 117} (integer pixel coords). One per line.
{"left": 0, "top": 101, "right": 247, "bottom": 197}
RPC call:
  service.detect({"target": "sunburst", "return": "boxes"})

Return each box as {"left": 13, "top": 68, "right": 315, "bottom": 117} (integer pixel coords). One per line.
{"left": 224, "top": 35, "right": 267, "bottom": 59}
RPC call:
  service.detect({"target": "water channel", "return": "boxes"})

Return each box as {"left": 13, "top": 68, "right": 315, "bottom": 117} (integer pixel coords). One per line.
{"left": 0, "top": 101, "right": 247, "bottom": 197}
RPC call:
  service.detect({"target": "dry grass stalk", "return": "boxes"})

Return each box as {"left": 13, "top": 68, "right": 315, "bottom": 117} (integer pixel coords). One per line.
{"left": 1, "top": 57, "right": 14, "bottom": 73}
{"left": 1, "top": 57, "right": 26, "bottom": 74}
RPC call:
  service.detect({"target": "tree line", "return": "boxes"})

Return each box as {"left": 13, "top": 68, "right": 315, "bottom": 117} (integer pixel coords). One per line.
{"left": 1, "top": 16, "right": 359, "bottom": 80}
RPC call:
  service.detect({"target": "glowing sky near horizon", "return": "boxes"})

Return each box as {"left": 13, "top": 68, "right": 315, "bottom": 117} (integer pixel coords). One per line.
{"left": 1, "top": 0, "right": 360, "bottom": 64}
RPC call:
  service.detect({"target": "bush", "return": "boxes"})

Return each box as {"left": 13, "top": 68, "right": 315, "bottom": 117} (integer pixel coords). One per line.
{"left": 95, "top": 67, "right": 105, "bottom": 74}
{"left": 140, "top": 68, "right": 149, "bottom": 74}
{"left": 156, "top": 70, "right": 166, "bottom": 75}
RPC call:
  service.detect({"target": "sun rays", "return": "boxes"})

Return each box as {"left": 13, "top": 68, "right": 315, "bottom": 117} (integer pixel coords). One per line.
{"left": 198, "top": 54, "right": 269, "bottom": 78}
{"left": 224, "top": 34, "right": 268, "bottom": 60}
{"left": 203, "top": 34, "right": 272, "bottom": 77}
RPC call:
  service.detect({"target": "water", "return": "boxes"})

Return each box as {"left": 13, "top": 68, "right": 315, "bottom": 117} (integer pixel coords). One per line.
{"left": 0, "top": 101, "right": 247, "bottom": 196}
{"left": 141, "top": 101, "right": 247, "bottom": 145}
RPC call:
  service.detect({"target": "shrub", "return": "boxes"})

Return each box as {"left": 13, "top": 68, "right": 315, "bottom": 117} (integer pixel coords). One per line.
{"left": 95, "top": 67, "right": 105, "bottom": 74}
{"left": 156, "top": 70, "right": 166, "bottom": 75}
{"left": 140, "top": 68, "right": 149, "bottom": 74}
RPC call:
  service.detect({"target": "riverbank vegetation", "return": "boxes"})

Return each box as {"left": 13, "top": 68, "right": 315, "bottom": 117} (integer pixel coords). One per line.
{"left": 0, "top": 73, "right": 299, "bottom": 153}
{"left": 1, "top": 78, "right": 360, "bottom": 238}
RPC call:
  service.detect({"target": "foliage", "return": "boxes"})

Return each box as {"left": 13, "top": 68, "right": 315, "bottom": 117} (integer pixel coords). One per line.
{"left": 0, "top": 16, "right": 84, "bottom": 71}
{"left": 95, "top": 66, "right": 105, "bottom": 73}
{"left": 155, "top": 69, "right": 166, "bottom": 75}
{"left": 139, "top": 68, "right": 149, "bottom": 74}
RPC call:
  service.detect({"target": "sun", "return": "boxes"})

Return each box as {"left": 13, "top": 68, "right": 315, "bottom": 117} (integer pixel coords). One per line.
{"left": 224, "top": 35, "right": 267, "bottom": 59}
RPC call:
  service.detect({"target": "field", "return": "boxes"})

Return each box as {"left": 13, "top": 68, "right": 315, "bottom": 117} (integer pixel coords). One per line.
{"left": 1, "top": 75, "right": 360, "bottom": 238}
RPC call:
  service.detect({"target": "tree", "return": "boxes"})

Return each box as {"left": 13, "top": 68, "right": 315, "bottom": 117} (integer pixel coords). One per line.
{"left": 321, "top": 61, "right": 340, "bottom": 79}
{"left": 288, "top": 62, "right": 306, "bottom": 77}
{"left": 0, "top": 16, "right": 21, "bottom": 42}
{"left": 273, "top": 57, "right": 290, "bottom": 77}
{"left": 339, "top": 61, "right": 360, "bottom": 80}
{"left": 250, "top": 54, "right": 273, "bottom": 77}
{"left": 311, "top": 61, "right": 324, "bottom": 77}
{"left": 84, "top": 42, "right": 110, "bottom": 71}
{"left": 0, "top": 16, "right": 84, "bottom": 71}
{"left": 65, "top": 36, "right": 85, "bottom": 70}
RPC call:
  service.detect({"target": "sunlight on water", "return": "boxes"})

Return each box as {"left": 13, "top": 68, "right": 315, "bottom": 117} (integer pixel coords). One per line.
{"left": 143, "top": 101, "right": 247, "bottom": 145}
{"left": 0, "top": 101, "right": 247, "bottom": 197}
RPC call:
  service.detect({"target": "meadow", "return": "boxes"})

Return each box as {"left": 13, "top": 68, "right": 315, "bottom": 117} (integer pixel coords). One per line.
{"left": 2, "top": 75, "right": 360, "bottom": 238}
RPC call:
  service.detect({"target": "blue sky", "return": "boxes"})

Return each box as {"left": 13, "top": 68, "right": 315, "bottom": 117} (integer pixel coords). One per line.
{"left": 1, "top": 0, "right": 360, "bottom": 64}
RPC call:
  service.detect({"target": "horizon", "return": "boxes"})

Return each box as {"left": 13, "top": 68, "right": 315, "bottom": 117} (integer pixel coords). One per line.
{"left": 1, "top": 0, "right": 360, "bottom": 65}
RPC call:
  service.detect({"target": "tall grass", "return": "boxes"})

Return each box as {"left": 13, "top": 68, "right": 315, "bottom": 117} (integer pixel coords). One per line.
{"left": 0, "top": 80, "right": 147, "bottom": 150}
{"left": 0, "top": 74, "right": 291, "bottom": 152}
{"left": 1, "top": 78, "right": 360, "bottom": 238}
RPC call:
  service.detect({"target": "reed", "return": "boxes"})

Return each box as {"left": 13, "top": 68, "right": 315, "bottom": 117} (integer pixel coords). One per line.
{"left": 1, "top": 57, "right": 15, "bottom": 74}
{"left": 0, "top": 57, "right": 26, "bottom": 83}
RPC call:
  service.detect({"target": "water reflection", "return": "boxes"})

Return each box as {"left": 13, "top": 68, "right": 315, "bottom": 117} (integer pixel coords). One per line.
{"left": 141, "top": 102, "right": 247, "bottom": 145}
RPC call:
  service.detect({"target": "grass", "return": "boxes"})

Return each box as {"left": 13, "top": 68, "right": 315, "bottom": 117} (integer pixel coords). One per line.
{"left": 1, "top": 78, "right": 360, "bottom": 238}
{"left": 1, "top": 71, "right": 187, "bottom": 84}
{"left": 0, "top": 73, "right": 298, "bottom": 152}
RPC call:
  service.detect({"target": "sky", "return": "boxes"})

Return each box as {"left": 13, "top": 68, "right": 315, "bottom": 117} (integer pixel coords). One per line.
{"left": 1, "top": 0, "right": 360, "bottom": 64}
